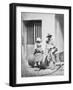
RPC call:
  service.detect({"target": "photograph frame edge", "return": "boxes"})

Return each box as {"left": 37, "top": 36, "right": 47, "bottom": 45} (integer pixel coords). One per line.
{"left": 9, "top": 3, "right": 71, "bottom": 87}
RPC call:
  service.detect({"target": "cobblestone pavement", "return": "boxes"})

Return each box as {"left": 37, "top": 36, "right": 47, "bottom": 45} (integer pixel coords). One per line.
{"left": 21, "top": 61, "right": 64, "bottom": 77}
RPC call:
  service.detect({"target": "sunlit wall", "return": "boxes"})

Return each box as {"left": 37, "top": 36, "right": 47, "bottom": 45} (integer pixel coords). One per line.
{"left": 55, "top": 14, "right": 64, "bottom": 52}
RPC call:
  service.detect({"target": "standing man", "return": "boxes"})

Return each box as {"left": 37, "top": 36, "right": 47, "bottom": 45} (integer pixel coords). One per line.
{"left": 45, "top": 34, "right": 58, "bottom": 69}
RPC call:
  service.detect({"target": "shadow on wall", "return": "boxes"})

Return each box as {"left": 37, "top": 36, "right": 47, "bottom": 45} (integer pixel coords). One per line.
{"left": 55, "top": 14, "right": 64, "bottom": 52}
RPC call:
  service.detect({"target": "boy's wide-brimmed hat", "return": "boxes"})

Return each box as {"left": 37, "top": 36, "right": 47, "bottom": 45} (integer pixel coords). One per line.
{"left": 46, "top": 34, "right": 52, "bottom": 38}
{"left": 36, "top": 37, "right": 41, "bottom": 42}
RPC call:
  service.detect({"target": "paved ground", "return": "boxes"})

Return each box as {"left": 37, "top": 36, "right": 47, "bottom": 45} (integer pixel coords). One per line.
{"left": 21, "top": 61, "right": 64, "bottom": 77}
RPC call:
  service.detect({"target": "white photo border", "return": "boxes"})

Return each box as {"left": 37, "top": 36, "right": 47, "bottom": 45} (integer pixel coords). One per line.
{"left": 16, "top": 6, "right": 69, "bottom": 84}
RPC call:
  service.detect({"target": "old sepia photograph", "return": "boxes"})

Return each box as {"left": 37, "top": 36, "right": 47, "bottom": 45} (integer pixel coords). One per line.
{"left": 21, "top": 12, "right": 64, "bottom": 77}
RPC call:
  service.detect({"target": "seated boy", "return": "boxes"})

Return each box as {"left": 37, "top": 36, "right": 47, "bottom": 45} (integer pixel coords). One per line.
{"left": 34, "top": 38, "right": 43, "bottom": 66}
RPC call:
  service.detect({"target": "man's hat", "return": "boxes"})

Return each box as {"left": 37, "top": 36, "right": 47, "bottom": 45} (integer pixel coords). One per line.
{"left": 46, "top": 34, "right": 52, "bottom": 38}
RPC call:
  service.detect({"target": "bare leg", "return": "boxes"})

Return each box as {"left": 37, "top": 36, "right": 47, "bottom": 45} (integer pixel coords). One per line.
{"left": 49, "top": 53, "right": 56, "bottom": 70}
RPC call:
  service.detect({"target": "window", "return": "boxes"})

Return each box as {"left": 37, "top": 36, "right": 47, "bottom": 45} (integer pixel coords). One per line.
{"left": 25, "top": 20, "right": 42, "bottom": 44}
